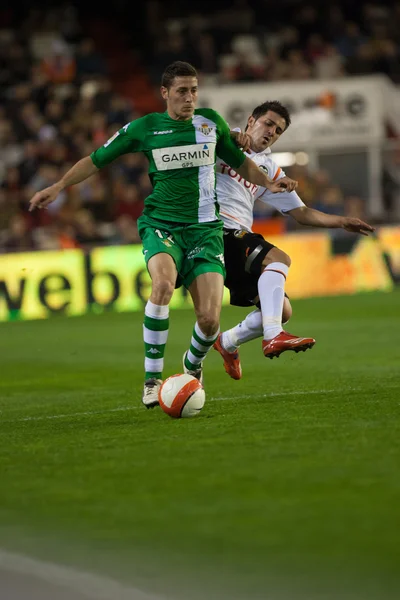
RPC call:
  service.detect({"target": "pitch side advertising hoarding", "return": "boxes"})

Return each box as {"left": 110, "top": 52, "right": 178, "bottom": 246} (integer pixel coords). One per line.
{"left": 0, "top": 228, "right": 396, "bottom": 322}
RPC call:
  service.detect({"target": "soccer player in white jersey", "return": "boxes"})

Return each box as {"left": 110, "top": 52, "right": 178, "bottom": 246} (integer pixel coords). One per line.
{"left": 213, "top": 100, "right": 375, "bottom": 379}
{"left": 28, "top": 64, "right": 297, "bottom": 408}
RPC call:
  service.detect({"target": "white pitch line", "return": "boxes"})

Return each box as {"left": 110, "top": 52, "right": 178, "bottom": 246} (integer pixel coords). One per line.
{"left": 2, "top": 389, "right": 338, "bottom": 424}
{"left": 14, "top": 405, "right": 139, "bottom": 422}
{"left": 0, "top": 548, "right": 165, "bottom": 600}
{"left": 214, "top": 389, "right": 336, "bottom": 401}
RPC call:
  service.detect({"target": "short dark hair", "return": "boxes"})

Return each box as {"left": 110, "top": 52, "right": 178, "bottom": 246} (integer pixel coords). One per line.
{"left": 250, "top": 100, "right": 291, "bottom": 130}
{"left": 161, "top": 61, "right": 198, "bottom": 89}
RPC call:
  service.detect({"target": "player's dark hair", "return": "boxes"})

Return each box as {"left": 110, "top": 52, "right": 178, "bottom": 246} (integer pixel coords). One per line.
{"left": 161, "top": 61, "right": 198, "bottom": 89}
{"left": 249, "top": 100, "right": 291, "bottom": 131}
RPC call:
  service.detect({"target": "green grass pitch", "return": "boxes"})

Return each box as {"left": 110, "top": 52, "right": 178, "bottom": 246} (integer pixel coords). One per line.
{"left": 0, "top": 290, "right": 399, "bottom": 600}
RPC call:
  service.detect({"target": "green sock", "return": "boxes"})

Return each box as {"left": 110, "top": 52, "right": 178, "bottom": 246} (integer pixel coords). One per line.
{"left": 184, "top": 322, "right": 219, "bottom": 370}
{"left": 143, "top": 301, "right": 169, "bottom": 380}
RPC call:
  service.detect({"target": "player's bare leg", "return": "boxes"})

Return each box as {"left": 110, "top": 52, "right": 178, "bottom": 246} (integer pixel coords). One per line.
{"left": 259, "top": 248, "right": 315, "bottom": 359}
{"left": 142, "top": 253, "right": 177, "bottom": 408}
{"left": 183, "top": 272, "right": 224, "bottom": 384}
{"left": 214, "top": 297, "right": 292, "bottom": 379}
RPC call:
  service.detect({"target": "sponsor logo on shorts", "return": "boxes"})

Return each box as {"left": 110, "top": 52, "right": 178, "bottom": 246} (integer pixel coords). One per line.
{"left": 234, "top": 230, "right": 247, "bottom": 239}
{"left": 187, "top": 246, "right": 204, "bottom": 259}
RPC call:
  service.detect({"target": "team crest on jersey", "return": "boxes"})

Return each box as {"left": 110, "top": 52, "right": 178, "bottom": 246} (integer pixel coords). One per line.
{"left": 234, "top": 230, "right": 247, "bottom": 239}
{"left": 197, "top": 123, "right": 213, "bottom": 136}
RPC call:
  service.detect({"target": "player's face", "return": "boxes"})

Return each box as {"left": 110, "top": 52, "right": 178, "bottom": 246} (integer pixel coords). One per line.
{"left": 246, "top": 110, "right": 287, "bottom": 153}
{"left": 161, "top": 76, "right": 198, "bottom": 121}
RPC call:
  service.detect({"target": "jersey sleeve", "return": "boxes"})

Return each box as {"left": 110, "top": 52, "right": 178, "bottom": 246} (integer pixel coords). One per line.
{"left": 212, "top": 111, "right": 246, "bottom": 170}
{"left": 255, "top": 161, "right": 305, "bottom": 215}
{"left": 90, "top": 117, "right": 147, "bottom": 169}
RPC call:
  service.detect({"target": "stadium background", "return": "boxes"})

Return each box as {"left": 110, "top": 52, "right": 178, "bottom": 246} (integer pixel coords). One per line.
{"left": 1, "top": 3, "right": 400, "bottom": 600}
{"left": 1, "top": 0, "right": 400, "bottom": 319}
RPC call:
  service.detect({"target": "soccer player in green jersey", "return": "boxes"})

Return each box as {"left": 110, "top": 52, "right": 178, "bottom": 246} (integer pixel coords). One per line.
{"left": 28, "top": 61, "right": 297, "bottom": 408}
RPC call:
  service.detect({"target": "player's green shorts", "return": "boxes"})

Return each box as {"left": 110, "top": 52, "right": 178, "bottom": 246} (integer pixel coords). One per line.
{"left": 137, "top": 214, "right": 225, "bottom": 289}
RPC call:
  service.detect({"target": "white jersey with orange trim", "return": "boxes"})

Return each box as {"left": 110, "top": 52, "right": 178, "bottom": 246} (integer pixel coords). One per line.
{"left": 215, "top": 131, "right": 305, "bottom": 232}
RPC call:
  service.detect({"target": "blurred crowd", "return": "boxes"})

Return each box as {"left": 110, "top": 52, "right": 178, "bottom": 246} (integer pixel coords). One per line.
{"left": 0, "top": 4, "right": 150, "bottom": 253}
{"left": 140, "top": 0, "right": 400, "bottom": 85}
{"left": 1, "top": 1, "right": 400, "bottom": 254}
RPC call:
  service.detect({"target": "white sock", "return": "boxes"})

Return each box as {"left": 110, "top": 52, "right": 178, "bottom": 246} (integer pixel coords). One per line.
{"left": 221, "top": 309, "right": 263, "bottom": 352}
{"left": 258, "top": 262, "right": 289, "bottom": 340}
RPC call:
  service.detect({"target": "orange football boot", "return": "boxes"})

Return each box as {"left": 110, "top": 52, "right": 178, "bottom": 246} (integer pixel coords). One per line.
{"left": 213, "top": 333, "right": 242, "bottom": 380}
{"left": 262, "top": 331, "right": 316, "bottom": 359}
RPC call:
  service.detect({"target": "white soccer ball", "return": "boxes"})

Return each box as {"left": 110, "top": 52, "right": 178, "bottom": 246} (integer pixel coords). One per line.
{"left": 158, "top": 373, "right": 205, "bottom": 419}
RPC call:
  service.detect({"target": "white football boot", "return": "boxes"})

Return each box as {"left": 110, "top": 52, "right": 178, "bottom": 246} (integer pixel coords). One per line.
{"left": 142, "top": 378, "right": 162, "bottom": 409}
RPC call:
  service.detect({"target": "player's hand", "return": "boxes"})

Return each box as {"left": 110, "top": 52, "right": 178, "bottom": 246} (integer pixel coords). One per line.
{"left": 268, "top": 176, "right": 298, "bottom": 193}
{"left": 342, "top": 217, "right": 376, "bottom": 236}
{"left": 230, "top": 130, "right": 253, "bottom": 153}
{"left": 28, "top": 185, "right": 61, "bottom": 211}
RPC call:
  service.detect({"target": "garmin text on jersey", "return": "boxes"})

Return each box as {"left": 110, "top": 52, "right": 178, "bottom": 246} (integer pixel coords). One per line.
{"left": 152, "top": 143, "right": 216, "bottom": 171}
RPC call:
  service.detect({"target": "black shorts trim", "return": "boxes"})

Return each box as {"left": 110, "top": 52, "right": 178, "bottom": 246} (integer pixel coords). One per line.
{"left": 223, "top": 228, "right": 275, "bottom": 307}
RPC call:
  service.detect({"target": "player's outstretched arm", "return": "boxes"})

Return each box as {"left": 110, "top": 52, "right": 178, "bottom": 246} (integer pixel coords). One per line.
{"left": 29, "top": 156, "right": 99, "bottom": 211}
{"left": 236, "top": 157, "right": 298, "bottom": 193}
{"left": 341, "top": 217, "right": 376, "bottom": 235}
{"left": 230, "top": 130, "right": 252, "bottom": 153}
{"left": 289, "top": 206, "right": 376, "bottom": 235}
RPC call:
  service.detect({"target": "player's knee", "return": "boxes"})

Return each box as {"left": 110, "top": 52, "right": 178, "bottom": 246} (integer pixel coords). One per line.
{"left": 197, "top": 313, "right": 219, "bottom": 337}
{"left": 282, "top": 297, "right": 293, "bottom": 324}
{"left": 266, "top": 247, "right": 291, "bottom": 267}
{"left": 276, "top": 248, "right": 291, "bottom": 267}
{"left": 150, "top": 278, "right": 175, "bottom": 303}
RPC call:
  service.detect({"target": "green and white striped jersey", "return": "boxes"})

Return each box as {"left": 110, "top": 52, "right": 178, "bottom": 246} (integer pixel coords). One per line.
{"left": 90, "top": 108, "right": 246, "bottom": 223}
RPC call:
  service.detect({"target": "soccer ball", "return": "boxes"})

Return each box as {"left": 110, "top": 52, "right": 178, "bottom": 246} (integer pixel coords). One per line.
{"left": 158, "top": 374, "right": 205, "bottom": 419}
